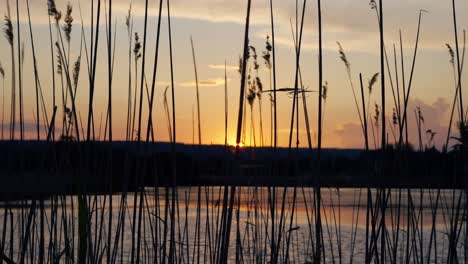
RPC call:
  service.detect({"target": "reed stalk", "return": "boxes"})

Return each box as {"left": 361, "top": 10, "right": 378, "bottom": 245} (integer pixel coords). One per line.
{"left": 26, "top": 0, "right": 41, "bottom": 141}
{"left": 146, "top": 0, "right": 163, "bottom": 142}
{"left": 315, "top": 0, "right": 323, "bottom": 261}
{"left": 191, "top": 36, "right": 202, "bottom": 145}
{"left": 86, "top": 0, "right": 101, "bottom": 141}
{"left": 4, "top": 0, "right": 16, "bottom": 140}
{"left": 0, "top": 62, "right": 4, "bottom": 140}
{"left": 225, "top": 61, "right": 228, "bottom": 146}
{"left": 15, "top": 0, "right": 23, "bottom": 140}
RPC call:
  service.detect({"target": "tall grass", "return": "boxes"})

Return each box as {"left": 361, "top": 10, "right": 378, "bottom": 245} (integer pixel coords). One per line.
{"left": 4, "top": 0, "right": 15, "bottom": 140}
{"left": 146, "top": 0, "right": 163, "bottom": 143}
{"left": 0, "top": 61, "right": 4, "bottom": 140}
{"left": 224, "top": 61, "right": 228, "bottom": 146}
{"left": 190, "top": 36, "right": 202, "bottom": 145}
{"left": 0, "top": 1, "right": 467, "bottom": 264}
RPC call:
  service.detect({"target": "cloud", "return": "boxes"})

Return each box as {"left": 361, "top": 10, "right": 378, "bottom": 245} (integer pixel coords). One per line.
{"left": 278, "top": 128, "right": 309, "bottom": 135}
{"left": 2, "top": 120, "right": 51, "bottom": 134}
{"left": 330, "top": 97, "right": 454, "bottom": 149}
{"left": 19, "top": 0, "right": 467, "bottom": 53}
{"left": 331, "top": 122, "right": 366, "bottom": 149}
{"left": 208, "top": 64, "right": 238, "bottom": 71}
{"left": 178, "top": 78, "right": 228, "bottom": 87}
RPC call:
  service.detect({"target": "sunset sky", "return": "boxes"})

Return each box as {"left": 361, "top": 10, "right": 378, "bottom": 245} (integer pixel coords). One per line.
{"left": 1, "top": 0, "right": 467, "bottom": 149}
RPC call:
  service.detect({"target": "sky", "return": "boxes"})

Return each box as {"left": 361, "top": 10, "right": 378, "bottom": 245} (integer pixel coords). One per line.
{"left": 0, "top": 0, "right": 467, "bottom": 149}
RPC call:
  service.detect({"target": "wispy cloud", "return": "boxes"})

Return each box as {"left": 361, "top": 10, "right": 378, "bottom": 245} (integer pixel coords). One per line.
{"left": 208, "top": 64, "right": 238, "bottom": 71}
{"left": 178, "top": 78, "right": 229, "bottom": 88}
{"left": 157, "top": 79, "right": 228, "bottom": 88}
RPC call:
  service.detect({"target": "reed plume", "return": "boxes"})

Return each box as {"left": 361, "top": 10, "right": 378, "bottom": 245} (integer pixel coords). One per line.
{"left": 4, "top": 14, "right": 13, "bottom": 46}
{"left": 131, "top": 32, "right": 141, "bottom": 140}
{"left": 0, "top": 61, "right": 3, "bottom": 82}
{"left": 47, "top": 0, "right": 57, "bottom": 139}
{"left": 367, "top": 72, "right": 379, "bottom": 148}
{"left": 445, "top": 33, "right": 466, "bottom": 149}
{"left": 368, "top": 72, "right": 379, "bottom": 94}
{"left": 73, "top": 56, "right": 81, "bottom": 89}
{"left": 337, "top": 42, "right": 350, "bottom": 74}
{"left": 63, "top": 3, "right": 73, "bottom": 44}
{"left": 374, "top": 103, "right": 380, "bottom": 143}
{"left": 249, "top": 45, "right": 264, "bottom": 146}
{"left": 447, "top": 43, "right": 455, "bottom": 66}
{"left": 321, "top": 81, "right": 328, "bottom": 127}
{"left": 337, "top": 41, "right": 365, "bottom": 140}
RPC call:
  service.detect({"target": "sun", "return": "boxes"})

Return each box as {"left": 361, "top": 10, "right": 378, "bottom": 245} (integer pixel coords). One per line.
{"left": 228, "top": 141, "right": 244, "bottom": 148}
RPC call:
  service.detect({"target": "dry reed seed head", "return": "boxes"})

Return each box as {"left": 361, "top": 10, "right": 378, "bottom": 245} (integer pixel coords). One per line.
{"left": 134, "top": 32, "right": 142, "bottom": 60}
{"left": 262, "top": 36, "right": 271, "bottom": 70}
{"left": 256, "top": 77, "right": 263, "bottom": 93}
{"left": 446, "top": 43, "right": 454, "bottom": 65}
{"left": 55, "top": 42, "right": 63, "bottom": 74}
{"left": 249, "top": 46, "right": 260, "bottom": 70}
{"left": 392, "top": 108, "right": 397, "bottom": 125}
{"left": 368, "top": 72, "right": 379, "bottom": 94}
{"left": 0, "top": 61, "right": 4, "bottom": 79}
{"left": 426, "top": 129, "right": 436, "bottom": 141}
{"left": 249, "top": 46, "right": 257, "bottom": 60}
{"left": 322, "top": 81, "right": 328, "bottom": 101}
{"left": 125, "top": 4, "right": 132, "bottom": 28}
{"left": 73, "top": 56, "right": 81, "bottom": 88}
{"left": 247, "top": 88, "right": 256, "bottom": 106}
{"left": 63, "top": 3, "right": 73, "bottom": 43}
{"left": 21, "top": 42, "right": 25, "bottom": 66}
{"left": 238, "top": 56, "right": 243, "bottom": 75}
{"left": 369, "top": 0, "right": 377, "bottom": 9}
{"left": 262, "top": 51, "right": 271, "bottom": 70}
{"left": 56, "top": 55, "right": 62, "bottom": 74}
{"left": 3, "top": 15, "right": 13, "bottom": 46}
{"left": 54, "top": 11, "right": 62, "bottom": 24}
{"left": 48, "top": 0, "right": 58, "bottom": 16}
{"left": 265, "top": 35, "right": 272, "bottom": 52}
{"left": 336, "top": 42, "right": 350, "bottom": 73}
{"left": 374, "top": 103, "right": 380, "bottom": 126}
{"left": 417, "top": 107, "right": 424, "bottom": 123}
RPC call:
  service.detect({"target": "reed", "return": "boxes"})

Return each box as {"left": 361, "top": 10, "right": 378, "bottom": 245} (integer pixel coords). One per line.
{"left": 0, "top": 1, "right": 466, "bottom": 264}
{"left": 15, "top": 0, "right": 23, "bottom": 140}
{"left": 445, "top": 34, "right": 466, "bottom": 150}
{"left": 337, "top": 42, "right": 365, "bottom": 140}
{"left": 224, "top": 61, "right": 228, "bottom": 146}
{"left": 136, "top": 0, "right": 149, "bottom": 143}
{"left": 398, "top": 10, "right": 426, "bottom": 146}
{"left": 315, "top": 0, "right": 323, "bottom": 261}
{"left": 190, "top": 36, "right": 202, "bottom": 145}
{"left": 451, "top": 0, "right": 465, "bottom": 130}
{"left": 47, "top": 0, "right": 57, "bottom": 140}
{"left": 86, "top": 0, "right": 102, "bottom": 141}
{"left": 26, "top": 0, "right": 42, "bottom": 140}
{"left": 4, "top": 0, "right": 15, "bottom": 140}
{"left": 125, "top": 3, "right": 133, "bottom": 141}
{"left": 146, "top": 0, "right": 163, "bottom": 143}
{"left": 0, "top": 61, "right": 4, "bottom": 140}
{"left": 131, "top": 32, "right": 141, "bottom": 140}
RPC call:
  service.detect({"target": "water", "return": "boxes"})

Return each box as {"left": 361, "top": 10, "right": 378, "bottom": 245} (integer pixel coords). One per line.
{"left": 0, "top": 187, "right": 466, "bottom": 263}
